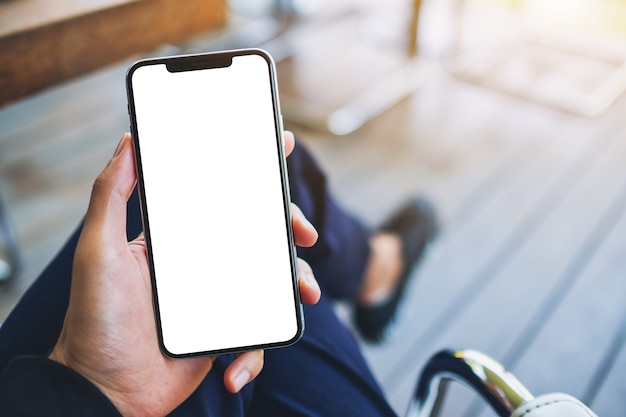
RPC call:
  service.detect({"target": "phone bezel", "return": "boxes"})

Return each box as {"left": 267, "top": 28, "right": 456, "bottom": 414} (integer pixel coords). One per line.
{"left": 126, "top": 49, "right": 303, "bottom": 358}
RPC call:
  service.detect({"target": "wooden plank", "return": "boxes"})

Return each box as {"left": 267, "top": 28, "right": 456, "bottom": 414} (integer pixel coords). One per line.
{"left": 451, "top": 122, "right": 626, "bottom": 417}
{"left": 357, "top": 97, "right": 626, "bottom": 414}
{"left": 508, "top": 179, "right": 626, "bottom": 400}
{"left": 0, "top": 0, "right": 226, "bottom": 107}
{"left": 589, "top": 318, "right": 626, "bottom": 416}
{"left": 465, "top": 130, "right": 626, "bottom": 417}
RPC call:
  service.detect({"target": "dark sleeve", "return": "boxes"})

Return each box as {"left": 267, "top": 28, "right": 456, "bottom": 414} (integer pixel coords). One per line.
{"left": 0, "top": 356, "right": 123, "bottom": 416}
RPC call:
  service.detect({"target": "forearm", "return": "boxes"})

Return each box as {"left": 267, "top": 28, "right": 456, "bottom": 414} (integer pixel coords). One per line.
{"left": 0, "top": 356, "right": 123, "bottom": 417}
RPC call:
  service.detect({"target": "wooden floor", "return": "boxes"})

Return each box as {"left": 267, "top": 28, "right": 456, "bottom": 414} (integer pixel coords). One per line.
{"left": 1, "top": 2, "right": 625, "bottom": 416}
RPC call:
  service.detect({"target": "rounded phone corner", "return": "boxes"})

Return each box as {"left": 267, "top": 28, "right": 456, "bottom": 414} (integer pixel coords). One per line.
{"left": 279, "top": 312, "right": 306, "bottom": 349}
{"left": 290, "top": 321, "right": 306, "bottom": 346}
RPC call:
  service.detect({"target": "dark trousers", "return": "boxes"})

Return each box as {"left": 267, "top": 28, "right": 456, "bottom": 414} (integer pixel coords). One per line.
{"left": 0, "top": 143, "right": 397, "bottom": 416}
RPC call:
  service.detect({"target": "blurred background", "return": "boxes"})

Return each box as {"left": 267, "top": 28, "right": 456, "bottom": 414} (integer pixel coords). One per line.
{"left": 1, "top": 0, "right": 626, "bottom": 415}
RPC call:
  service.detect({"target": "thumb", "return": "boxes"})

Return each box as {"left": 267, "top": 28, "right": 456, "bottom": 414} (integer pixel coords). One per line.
{"left": 81, "top": 134, "right": 137, "bottom": 247}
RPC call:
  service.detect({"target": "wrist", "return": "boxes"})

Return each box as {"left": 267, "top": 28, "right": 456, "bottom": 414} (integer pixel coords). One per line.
{"left": 2, "top": 356, "right": 125, "bottom": 417}
{"left": 48, "top": 346, "right": 136, "bottom": 417}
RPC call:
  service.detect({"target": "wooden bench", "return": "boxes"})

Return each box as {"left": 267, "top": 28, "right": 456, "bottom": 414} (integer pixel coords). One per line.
{"left": 0, "top": 0, "right": 227, "bottom": 108}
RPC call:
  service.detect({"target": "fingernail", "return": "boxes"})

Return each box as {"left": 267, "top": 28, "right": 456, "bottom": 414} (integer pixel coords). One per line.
{"left": 233, "top": 369, "right": 251, "bottom": 393}
{"left": 113, "top": 134, "right": 129, "bottom": 158}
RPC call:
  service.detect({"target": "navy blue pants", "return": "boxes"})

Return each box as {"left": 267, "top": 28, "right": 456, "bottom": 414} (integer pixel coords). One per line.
{"left": 0, "top": 143, "right": 398, "bottom": 416}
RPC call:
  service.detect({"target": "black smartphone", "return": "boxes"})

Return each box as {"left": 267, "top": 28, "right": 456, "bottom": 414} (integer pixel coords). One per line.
{"left": 126, "top": 49, "right": 302, "bottom": 358}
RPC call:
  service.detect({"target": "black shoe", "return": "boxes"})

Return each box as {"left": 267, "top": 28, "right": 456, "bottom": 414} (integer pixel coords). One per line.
{"left": 354, "top": 197, "right": 438, "bottom": 343}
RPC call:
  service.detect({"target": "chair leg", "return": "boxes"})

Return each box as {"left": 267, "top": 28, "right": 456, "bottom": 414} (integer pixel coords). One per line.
{"left": 0, "top": 187, "right": 20, "bottom": 282}
{"left": 407, "top": 0, "right": 423, "bottom": 58}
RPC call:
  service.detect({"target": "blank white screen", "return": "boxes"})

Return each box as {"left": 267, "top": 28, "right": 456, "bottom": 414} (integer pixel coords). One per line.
{"left": 130, "top": 53, "right": 299, "bottom": 356}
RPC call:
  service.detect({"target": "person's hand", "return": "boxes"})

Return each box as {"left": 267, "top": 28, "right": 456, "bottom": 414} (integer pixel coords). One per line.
{"left": 49, "top": 131, "right": 320, "bottom": 417}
